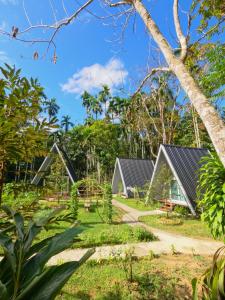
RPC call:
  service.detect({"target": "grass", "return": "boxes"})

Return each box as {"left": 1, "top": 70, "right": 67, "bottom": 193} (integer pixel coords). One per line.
{"left": 139, "top": 214, "right": 215, "bottom": 240}
{"left": 114, "top": 195, "right": 161, "bottom": 211}
{"left": 57, "top": 254, "right": 211, "bottom": 299}
{"left": 34, "top": 200, "right": 156, "bottom": 248}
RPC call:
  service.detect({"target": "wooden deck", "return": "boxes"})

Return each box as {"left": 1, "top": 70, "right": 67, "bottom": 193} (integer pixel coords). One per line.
{"left": 159, "top": 199, "right": 175, "bottom": 212}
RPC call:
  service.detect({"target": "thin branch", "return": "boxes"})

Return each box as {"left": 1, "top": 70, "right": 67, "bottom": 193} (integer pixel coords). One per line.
{"left": 49, "top": 0, "right": 58, "bottom": 24}
{"left": 61, "top": 0, "right": 69, "bottom": 17}
{"left": 173, "top": 0, "right": 187, "bottom": 61}
{"left": 133, "top": 67, "right": 171, "bottom": 96}
{"left": 192, "top": 16, "right": 225, "bottom": 46}
{"left": 107, "top": 1, "right": 132, "bottom": 7}
{"left": 19, "top": 0, "right": 94, "bottom": 35}
{"left": 23, "top": 0, "right": 32, "bottom": 26}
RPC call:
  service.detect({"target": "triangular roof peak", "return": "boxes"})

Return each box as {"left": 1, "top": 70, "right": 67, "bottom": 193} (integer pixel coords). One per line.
{"left": 31, "top": 142, "right": 76, "bottom": 185}
{"left": 151, "top": 144, "right": 210, "bottom": 215}
{"left": 112, "top": 157, "right": 154, "bottom": 197}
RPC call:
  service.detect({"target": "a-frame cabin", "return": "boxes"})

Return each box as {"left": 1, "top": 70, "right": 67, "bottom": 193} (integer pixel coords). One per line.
{"left": 112, "top": 158, "right": 154, "bottom": 198}
{"left": 31, "top": 143, "right": 76, "bottom": 186}
{"left": 149, "top": 144, "right": 210, "bottom": 215}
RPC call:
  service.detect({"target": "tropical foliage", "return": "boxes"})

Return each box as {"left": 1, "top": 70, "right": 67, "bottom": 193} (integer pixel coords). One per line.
{"left": 0, "top": 206, "right": 94, "bottom": 300}
{"left": 197, "top": 154, "right": 225, "bottom": 239}
{"left": 192, "top": 246, "right": 225, "bottom": 300}
{"left": 0, "top": 64, "right": 57, "bottom": 203}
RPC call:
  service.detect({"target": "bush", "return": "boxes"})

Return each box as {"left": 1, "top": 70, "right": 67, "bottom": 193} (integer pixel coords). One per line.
{"left": 173, "top": 206, "right": 190, "bottom": 217}
{"left": 132, "top": 226, "right": 157, "bottom": 242}
{"left": 103, "top": 183, "right": 113, "bottom": 224}
{"left": 2, "top": 184, "right": 40, "bottom": 211}
{"left": 197, "top": 153, "right": 225, "bottom": 239}
{"left": 192, "top": 246, "right": 225, "bottom": 300}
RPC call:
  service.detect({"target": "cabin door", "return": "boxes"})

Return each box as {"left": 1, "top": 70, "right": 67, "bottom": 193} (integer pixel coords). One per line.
{"left": 170, "top": 179, "right": 186, "bottom": 202}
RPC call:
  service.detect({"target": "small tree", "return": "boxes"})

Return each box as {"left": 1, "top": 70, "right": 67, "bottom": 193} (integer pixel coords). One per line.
{"left": 0, "top": 64, "right": 56, "bottom": 203}
{"left": 70, "top": 182, "right": 79, "bottom": 221}
{"left": 103, "top": 183, "right": 113, "bottom": 224}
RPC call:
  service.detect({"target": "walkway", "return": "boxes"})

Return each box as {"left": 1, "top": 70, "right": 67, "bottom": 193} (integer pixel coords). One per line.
{"left": 112, "top": 199, "right": 223, "bottom": 255}
{"left": 48, "top": 199, "right": 223, "bottom": 264}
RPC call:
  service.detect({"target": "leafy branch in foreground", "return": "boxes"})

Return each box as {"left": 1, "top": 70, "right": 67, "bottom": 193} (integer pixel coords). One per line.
{"left": 0, "top": 206, "right": 94, "bottom": 300}
{"left": 192, "top": 246, "right": 225, "bottom": 300}
{"left": 197, "top": 153, "right": 225, "bottom": 239}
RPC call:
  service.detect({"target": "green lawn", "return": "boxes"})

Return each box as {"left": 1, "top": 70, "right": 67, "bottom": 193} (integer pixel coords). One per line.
{"left": 35, "top": 201, "right": 156, "bottom": 249}
{"left": 114, "top": 195, "right": 161, "bottom": 211}
{"left": 57, "top": 254, "right": 211, "bottom": 299}
{"left": 139, "top": 214, "right": 215, "bottom": 240}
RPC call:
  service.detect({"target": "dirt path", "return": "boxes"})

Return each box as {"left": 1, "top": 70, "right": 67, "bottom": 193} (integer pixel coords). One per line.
{"left": 112, "top": 199, "right": 223, "bottom": 255}
{"left": 48, "top": 200, "right": 223, "bottom": 265}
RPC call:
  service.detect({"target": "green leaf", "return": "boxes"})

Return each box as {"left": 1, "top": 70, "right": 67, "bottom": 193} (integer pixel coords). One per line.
{"left": 22, "top": 226, "right": 83, "bottom": 287}
{"left": 0, "top": 280, "right": 8, "bottom": 300}
{"left": 222, "top": 183, "right": 225, "bottom": 194}
{"left": 0, "top": 233, "right": 16, "bottom": 274}
{"left": 18, "top": 249, "right": 94, "bottom": 300}
{"left": 191, "top": 278, "right": 198, "bottom": 300}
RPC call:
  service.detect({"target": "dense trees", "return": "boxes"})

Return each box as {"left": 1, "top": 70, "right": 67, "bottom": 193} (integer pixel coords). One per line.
{"left": 2, "top": 0, "right": 225, "bottom": 166}
{"left": 65, "top": 120, "right": 124, "bottom": 181}
{"left": 0, "top": 64, "right": 56, "bottom": 202}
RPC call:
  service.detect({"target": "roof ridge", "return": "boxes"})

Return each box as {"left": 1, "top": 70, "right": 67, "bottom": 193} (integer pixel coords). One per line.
{"left": 118, "top": 157, "right": 153, "bottom": 161}
{"left": 162, "top": 144, "right": 209, "bottom": 151}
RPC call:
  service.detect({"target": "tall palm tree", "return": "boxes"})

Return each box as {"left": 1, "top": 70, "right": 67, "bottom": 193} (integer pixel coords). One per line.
{"left": 98, "top": 85, "right": 111, "bottom": 117}
{"left": 61, "top": 115, "right": 73, "bottom": 132}
{"left": 81, "top": 91, "right": 93, "bottom": 117}
{"left": 91, "top": 98, "right": 103, "bottom": 120}
{"left": 44, "top": 98, "right": 60, "bottom": 121}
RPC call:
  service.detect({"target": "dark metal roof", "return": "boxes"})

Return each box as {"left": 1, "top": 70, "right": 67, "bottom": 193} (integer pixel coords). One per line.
{"left": 162, "top": 144, "right": 210, "bottom": 207}
{"left": 31, "top": 143, "right": 76, "bottom": 185}
{"left": 119, "top": 158, "right": 154, "bottom": 188}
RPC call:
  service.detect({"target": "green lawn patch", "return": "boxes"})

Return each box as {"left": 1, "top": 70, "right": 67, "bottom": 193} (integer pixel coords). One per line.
{"left": 57, "top": 254, "right": 211, "bottom": 299}
{"left": 139, "top": 214, "right": 215, "bottom": 240}
{"left": 114, "top": 195, "right": 160, "bottom": 211}
{"left": 34, "top": 201, "right": 156, "bottom": 248}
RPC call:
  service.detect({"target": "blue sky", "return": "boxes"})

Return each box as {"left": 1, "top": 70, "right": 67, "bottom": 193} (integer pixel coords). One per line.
{"left": 0, "top": 0, "right": 193, "bottom": 124}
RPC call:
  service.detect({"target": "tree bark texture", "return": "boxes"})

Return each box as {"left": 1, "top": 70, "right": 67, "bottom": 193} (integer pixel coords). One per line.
{"left": 133, "top": 0, "right": 225, "bottom": 166}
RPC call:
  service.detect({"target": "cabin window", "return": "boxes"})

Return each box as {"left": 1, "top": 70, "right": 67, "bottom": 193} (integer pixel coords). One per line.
{"left": 170, "top": 179, "right": 186, "bottom": 202}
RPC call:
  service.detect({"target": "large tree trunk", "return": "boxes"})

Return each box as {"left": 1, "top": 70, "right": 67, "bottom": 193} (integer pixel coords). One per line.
{"left": 133, "top": 0, "right": 225, "bottom": 166}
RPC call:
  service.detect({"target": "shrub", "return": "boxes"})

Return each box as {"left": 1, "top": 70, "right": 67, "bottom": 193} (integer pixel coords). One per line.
{"left": 132, "top": 226, "right": 157, "bottom": 242}
{"left": 197, "top": 153, "right": 225, "bottom": 239}
{"left": 0, "top": 206, "right": 94, "bottom": 300}
{"left": 192, "top": 246, "right": 225, "bottom": 300}
{"left": 2, "top": 183, "right": 40, "bottom": 211}
{"left": 103, "top": 183, "right": 113, "bottom": 224}
{"left": 173, "top": 206, "right": 190, "bottom": 218}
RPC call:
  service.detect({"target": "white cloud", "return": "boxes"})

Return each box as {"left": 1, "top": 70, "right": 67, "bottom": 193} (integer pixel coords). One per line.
{"left": 0, "top": 51, "right": 11, "bottom": 64}
{"left": 61, "top": 58, "right": 128, "bottom": 94}
{"left": 0, "top": 0, "right": 17, "bottom": 4}
{"left": 0, "top": 21, "right": 7, "bottom": 31}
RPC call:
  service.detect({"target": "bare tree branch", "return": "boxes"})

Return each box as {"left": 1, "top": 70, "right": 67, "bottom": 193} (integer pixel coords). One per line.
{"left": 173, "top": 0, "right": 187, "bottom": 61}
{"left": 23, "top": 0, "right": 32, "bottom": 26}
{"left": 133, "top": 67, "right": 171, "bottom": 96}
{"left": 106, "top": 0, "right": 132, "bottom": 7}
